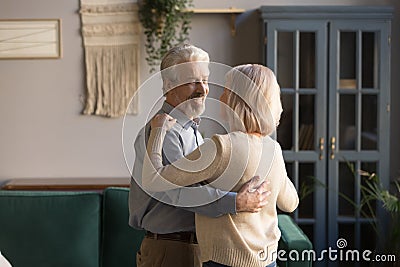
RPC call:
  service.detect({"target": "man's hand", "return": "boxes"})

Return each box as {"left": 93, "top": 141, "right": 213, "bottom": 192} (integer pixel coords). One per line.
{"left": 236, "top": 176, "right": 271, "bottom": 213}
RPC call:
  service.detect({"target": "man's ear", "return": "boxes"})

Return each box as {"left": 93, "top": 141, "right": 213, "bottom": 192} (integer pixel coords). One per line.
{"left": 164, "top": 90, "right": 178, "bottom": 107}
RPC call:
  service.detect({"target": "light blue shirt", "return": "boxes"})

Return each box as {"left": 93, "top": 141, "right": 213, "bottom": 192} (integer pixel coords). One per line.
{"left": 128, "top": 102, "right": 236, "bottom": 233}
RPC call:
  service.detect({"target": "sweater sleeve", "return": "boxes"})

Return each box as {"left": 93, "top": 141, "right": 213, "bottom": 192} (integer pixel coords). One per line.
{"left": 142, "top": 127, "right": 228, "bottom": 192}
{"left": 275, "top": 143, "right": 299, "bottom": 212}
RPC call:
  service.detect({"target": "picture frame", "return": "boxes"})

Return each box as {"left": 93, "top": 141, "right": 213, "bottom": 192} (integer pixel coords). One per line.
{"left": 0, "top": 19, "right": 62, "bottom": 59}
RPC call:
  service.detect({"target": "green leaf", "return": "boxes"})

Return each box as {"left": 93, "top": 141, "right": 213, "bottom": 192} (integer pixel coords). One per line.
{"left": 138, "top": 0, "right": 193, "bottom": 72}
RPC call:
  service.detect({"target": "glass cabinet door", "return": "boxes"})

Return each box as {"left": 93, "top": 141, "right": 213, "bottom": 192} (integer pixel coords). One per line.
{"left": 327, "top": 21, "right": 391, "bottom": 263}
{"left": 265, "top": 20, "right": 328, "bottom": 254}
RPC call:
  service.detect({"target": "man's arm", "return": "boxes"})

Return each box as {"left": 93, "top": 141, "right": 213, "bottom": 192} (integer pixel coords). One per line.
{"left": 154, "top": 129, "right": 271, "bottom": 217}
{"left": 166, "top": 178, "right": 271, "bottom": 217}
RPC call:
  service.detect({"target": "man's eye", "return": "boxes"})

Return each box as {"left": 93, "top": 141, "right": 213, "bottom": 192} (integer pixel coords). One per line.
{"left": 195, "top": 80, "right": 208, "bottom": 84}
{"left": 183, "top": 80, "right": 196, "bottom": 85}
{"left": 185, "top": 79, "right": 208, "bottom": 85}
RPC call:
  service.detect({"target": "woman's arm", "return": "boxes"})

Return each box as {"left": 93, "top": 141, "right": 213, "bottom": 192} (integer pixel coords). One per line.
{"left": 142, "top": 114, "right": 228, "bottom": 192}
{"left": 275, "top": 144, "right": 299, "bottom": 212}
{"left": 277, "top": 175, "right": 299, "bottom": 213}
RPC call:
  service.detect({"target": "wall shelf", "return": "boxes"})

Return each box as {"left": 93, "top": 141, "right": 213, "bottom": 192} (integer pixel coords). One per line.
{"left": 184, "top": 7, "right": 245, "bottom": 36}
{"left": 185, "top": 8, "right": 245, "bottom": 14}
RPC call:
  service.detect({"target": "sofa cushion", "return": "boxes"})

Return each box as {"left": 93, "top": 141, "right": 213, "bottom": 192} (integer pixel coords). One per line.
{"left": 101, "top": 187, "right": 145, "bottom": 267}
{"left": 0, "top": 190, "right": 101, "bottom": 267}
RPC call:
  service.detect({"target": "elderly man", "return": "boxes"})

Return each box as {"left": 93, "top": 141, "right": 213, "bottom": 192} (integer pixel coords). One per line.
{"left": 128, "top": 44, "right": 270, "bottom": 267}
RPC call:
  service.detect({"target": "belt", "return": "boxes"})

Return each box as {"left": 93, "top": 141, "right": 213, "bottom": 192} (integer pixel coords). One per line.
{"left": 145, "top": 231, "right": 198, "bottom": 244}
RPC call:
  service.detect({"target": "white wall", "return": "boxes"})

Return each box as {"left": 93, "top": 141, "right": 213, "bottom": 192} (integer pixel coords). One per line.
{"left": 0, "top": 0, "right": 399, "bottom": 182}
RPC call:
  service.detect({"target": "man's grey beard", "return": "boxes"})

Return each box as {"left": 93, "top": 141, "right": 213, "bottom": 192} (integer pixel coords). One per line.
{"left": 176, "top": 99, "right": 205, "bottom": 118}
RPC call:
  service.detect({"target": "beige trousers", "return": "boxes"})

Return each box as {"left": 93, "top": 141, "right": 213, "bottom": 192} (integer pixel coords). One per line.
{"left": 136, "top": 237, "right": 202, "bottom": 267}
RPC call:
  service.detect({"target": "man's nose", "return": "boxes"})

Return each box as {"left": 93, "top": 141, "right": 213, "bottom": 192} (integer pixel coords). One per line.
{"left": 196, "top": 81, "right": 209, "bottom": 95}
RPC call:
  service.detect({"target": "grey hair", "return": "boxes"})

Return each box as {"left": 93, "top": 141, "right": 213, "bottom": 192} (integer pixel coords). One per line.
{"left": 224, "top": 64, "right": 283, "bottom": 136}
{"left": 160, "top": 44, "right": 209, "bottom": 93}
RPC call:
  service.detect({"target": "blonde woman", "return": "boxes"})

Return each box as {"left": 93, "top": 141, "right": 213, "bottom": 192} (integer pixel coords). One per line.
{"left": 143, "top": 64, "right": 299, "bottom": 267}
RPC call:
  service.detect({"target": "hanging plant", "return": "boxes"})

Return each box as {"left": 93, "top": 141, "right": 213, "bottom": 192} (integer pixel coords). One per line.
{"left": 138, "top": 0, "right": 193, "bottom": 72}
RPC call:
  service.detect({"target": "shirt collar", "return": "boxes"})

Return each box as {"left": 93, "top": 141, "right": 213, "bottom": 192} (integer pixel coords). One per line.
{"left": 161, "top": 102, "right": 201, "bottom": 130}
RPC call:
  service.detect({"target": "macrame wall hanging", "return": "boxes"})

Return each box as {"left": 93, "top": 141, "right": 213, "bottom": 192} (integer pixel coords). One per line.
{"left": 80, "top": 0, "right": 140, "bottom": 117}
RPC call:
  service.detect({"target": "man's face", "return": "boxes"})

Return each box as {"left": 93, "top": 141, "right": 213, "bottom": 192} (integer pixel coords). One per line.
{"left": 166, "top": 61, "right": 210, "bottom": 119}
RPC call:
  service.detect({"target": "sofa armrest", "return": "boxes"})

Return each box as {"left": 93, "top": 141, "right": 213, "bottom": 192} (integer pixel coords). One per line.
{"left": 101, "top": 187, "right": 145, "bottom": 267}
{"left": 277, "top": 214, "right": 313, "bottom": 267}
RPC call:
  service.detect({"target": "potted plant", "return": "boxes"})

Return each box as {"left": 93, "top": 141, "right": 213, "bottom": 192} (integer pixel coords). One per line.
{"left": 357, "top": 170, "right": 400, "bottom": 266}
{"left": 138, "top": 0, "right": 193, "bottom": 72}
{"left": 299, "top": 168, "right": 400, "bottom": 266}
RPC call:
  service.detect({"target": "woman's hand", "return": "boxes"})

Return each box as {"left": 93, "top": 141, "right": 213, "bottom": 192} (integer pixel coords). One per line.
{"left": 151, "top": 114, "right": 176, "bottom": 131}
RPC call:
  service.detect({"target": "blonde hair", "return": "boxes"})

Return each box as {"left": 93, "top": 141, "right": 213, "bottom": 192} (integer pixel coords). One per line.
{"left": 160, "top": 44, "right": 209, "bottom": 93}
{"left": 224, "top": 64, "right": 283, "bottom": 136}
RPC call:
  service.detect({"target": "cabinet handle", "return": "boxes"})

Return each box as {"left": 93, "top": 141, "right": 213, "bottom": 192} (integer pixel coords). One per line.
{"left": 319, "top": 137, "right": 325, "bottom": 160}
{"left": 330, "top": 137, "right": 336, "bottom": 159}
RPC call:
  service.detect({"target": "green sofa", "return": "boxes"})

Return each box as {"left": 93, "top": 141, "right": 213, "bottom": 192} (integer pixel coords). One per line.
{"left": 0, "top": 187, "right": 312, "bottom": 267}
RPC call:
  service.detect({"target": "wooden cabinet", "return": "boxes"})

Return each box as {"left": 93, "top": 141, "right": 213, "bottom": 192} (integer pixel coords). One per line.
{"left": 260, "top": 6, "right": 392, "bottom": 266}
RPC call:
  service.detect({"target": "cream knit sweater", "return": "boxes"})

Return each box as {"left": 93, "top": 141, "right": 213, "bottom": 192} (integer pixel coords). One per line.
{"left": 143, "top": 128, "right": 299, "bottom": 267}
